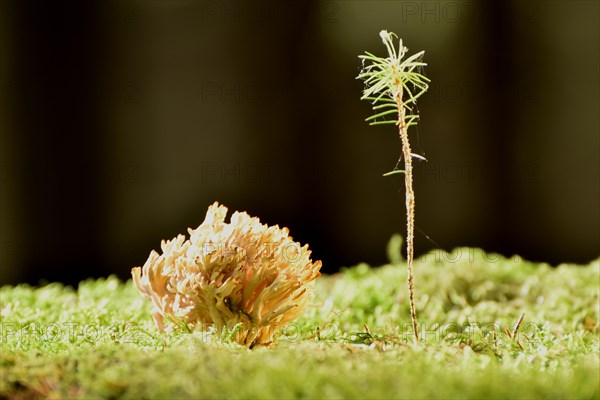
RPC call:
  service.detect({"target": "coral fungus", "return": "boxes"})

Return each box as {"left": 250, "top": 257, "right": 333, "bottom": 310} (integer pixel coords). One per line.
{"left": 132, "top": 202, "right": 321, "bottom": 347}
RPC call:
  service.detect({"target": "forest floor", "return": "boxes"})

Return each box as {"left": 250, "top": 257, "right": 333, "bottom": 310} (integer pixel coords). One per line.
{"left": 1, "top": 245, "right": 598, "bottom": 399}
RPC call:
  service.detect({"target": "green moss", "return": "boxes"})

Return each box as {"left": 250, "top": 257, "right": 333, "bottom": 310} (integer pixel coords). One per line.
{"left": 1, "top": 249, "right": 598, "bottom": 399}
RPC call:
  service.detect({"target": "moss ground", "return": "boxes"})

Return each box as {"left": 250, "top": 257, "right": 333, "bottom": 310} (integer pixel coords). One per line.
{"left": 1, "top": 247, "right": 598, "bottom": 399}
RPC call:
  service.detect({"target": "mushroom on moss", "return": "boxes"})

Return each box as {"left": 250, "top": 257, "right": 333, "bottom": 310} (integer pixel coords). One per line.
{"left": 132, "top": 202, "right": 321, "bottom": 347}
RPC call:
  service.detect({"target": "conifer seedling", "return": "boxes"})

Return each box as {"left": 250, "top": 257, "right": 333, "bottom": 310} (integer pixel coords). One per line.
{"left": 357, "top": 30, "right": 430, "bottom": 344}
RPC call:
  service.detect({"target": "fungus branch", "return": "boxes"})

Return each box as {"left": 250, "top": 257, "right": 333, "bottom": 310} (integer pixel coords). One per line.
{"left": 357, "top": 30, "right": 430, "bottom": 344}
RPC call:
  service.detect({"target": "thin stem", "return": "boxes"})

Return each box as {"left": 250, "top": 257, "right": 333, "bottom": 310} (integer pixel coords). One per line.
{"left": 395, "top": 85, "right": 419, "bottom": 344}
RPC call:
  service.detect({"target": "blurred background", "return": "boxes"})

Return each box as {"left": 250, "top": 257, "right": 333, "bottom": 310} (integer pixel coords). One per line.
{"left": 1, "top": 0, "right": 598, "bottom": 286}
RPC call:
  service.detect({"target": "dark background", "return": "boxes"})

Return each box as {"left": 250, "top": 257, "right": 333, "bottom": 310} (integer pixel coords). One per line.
{"left": 1, "top": 0, "right": 598, "bottom": 286}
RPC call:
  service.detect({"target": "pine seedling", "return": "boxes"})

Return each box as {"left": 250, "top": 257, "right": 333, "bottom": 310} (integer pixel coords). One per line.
{"left": 357, "top": 30, "right": 430, "bottom": 344}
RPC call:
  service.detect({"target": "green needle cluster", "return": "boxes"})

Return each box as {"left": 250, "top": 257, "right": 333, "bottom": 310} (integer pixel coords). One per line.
{"left": 357, "top": 30, "right": 430, "bottom": 128}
